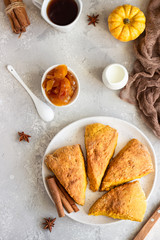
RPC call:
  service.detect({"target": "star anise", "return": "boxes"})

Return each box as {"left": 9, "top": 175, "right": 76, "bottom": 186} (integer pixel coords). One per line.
{"left": 18, "top": 132, "right": 31, "bottom": 143}
{"left": 43, "top": 218, "right": 56, "bottom": 232}
{"left": 87, "top": 14, "right": 99, "bottom": 26}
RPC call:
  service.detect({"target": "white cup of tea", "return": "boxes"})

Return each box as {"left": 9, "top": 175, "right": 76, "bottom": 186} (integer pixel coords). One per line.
{"left": 32, "top": 0, "right": 83, "bottom": 32}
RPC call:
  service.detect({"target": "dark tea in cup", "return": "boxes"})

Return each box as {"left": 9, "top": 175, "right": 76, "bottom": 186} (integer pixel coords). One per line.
{"left": 47, "top": 0, "right": 78, "bottom": 26}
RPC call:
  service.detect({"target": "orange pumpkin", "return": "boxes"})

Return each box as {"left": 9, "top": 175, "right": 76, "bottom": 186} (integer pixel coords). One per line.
{"left": 108, "top": 5, "right": 146, "bottom": 42}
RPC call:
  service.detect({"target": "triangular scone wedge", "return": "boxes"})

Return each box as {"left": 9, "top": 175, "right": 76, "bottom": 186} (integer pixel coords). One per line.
{"left": 101, "top": 139, "right": 154, "bottom": 191}
{"left": 45, "top": 144, "right": 87, "bottom": 205}
{"left": 85, "top": 123, "right": 118, "bottom": 191}
{"left": 89, "top": 181, "right": 146, "bottom": 222}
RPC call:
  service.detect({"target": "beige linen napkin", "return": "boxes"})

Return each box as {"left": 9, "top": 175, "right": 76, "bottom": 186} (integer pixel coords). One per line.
{"left": 120, "top": 0, "right": 160, "bottom": 138}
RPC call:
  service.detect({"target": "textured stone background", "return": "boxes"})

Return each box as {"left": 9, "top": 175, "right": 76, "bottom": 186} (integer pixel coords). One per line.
{"left": 0, "top": 0, "right": 160, "bottom": 239}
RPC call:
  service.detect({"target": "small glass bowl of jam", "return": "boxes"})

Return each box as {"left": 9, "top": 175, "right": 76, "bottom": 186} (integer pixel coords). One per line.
{"left": 41, "top": 64, "right": 80, "bottom": 107}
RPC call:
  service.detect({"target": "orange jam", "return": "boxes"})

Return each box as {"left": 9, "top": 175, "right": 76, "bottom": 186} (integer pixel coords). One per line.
{"left": 42, "top": 65, "right": 78, "bottom": 106}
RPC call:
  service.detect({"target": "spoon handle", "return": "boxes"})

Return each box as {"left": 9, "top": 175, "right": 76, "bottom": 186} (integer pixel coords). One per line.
{"left": 7, "top": 65, "right": 54, "bottom": 122}
{"left": 7, "top": 65, "right": 36, "bottom": 100}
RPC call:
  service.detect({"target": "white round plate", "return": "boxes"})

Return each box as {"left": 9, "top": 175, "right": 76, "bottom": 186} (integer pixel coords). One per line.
{"left": 42, "top": 116, "right": 157, "bottom": 225}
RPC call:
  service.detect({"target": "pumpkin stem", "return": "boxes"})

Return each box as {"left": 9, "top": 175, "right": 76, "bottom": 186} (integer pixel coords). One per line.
{"left": 123, "top": 18, "right": 130, "bottom": 24}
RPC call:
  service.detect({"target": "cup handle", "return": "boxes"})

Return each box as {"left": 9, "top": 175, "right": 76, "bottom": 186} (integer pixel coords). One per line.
{"left": 32, "top": 0, "right": 43, "bottom": 9}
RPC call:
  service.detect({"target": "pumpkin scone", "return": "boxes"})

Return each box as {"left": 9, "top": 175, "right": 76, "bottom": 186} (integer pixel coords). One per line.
{"left": 89, "top": 181, "right": 146, "bottom": 222}
{"left": 101, "top": 139, "right": 154, "bottom": 191}
{"left": 85, "top": 123, "right": 118, "bottom": 191}
{"left": 45, "top": 144, "right": 87, "bottom": 205}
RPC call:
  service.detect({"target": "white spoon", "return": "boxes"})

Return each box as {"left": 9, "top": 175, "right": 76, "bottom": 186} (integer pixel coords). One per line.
{"left": 7, "top": 65, "right": 54, "bottom": 122}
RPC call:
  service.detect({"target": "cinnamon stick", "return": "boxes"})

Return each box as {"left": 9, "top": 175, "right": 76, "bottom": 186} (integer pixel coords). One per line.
{"left": 47, "top": 177, "right": 65, "bottom": 218}
{"left": 4, "top": 0, "right": 30, "bottom": 34}
{"left": 57, "top": 186, "right": 74, "bottom": 213}
{"left": 4, "top": 0, "right": 21, "bottom": 33}
{"left": 11, "top": 0, "right": 30, "bottom": 28}
{"left": 55, "top": 176, "right": 79, "bottom": 212}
